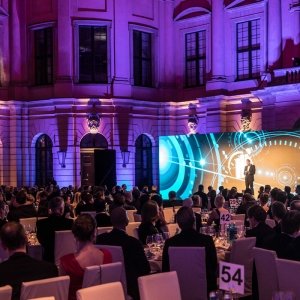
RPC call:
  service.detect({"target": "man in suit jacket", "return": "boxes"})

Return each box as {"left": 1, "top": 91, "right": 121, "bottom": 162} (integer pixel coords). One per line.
{"left": 36, "top": 197, "right": 73, "bottom": 263}
{"left": 244, "top": 159, "right": 256, "bottom": 194}
{"left": 162, "top": 206, "right": 217, "bottom": 293}
{"left": 96, "top": 207, "right": 150, "bottom": 300}
{"left": 245, "top": 205, "right": 275, "bottom": 248}
{"left": 0, "top": 222, "right": 58, "bottom": 300}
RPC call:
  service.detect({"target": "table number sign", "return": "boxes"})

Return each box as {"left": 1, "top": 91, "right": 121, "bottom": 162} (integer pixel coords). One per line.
{"left": 220, "top": 212, "right": 231, "bottom": 224}
{"left": 219, "top": 261, "right": 244, "bottom": 295}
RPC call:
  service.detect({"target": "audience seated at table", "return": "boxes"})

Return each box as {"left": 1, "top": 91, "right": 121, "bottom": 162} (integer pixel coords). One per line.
{"left": 271, "top": 201, "right": 287, "bottom": 234}
{"left": 36, "top": 197, "right": 74, "bottom": 263}
{"left": 0, "top": 222, "right": 58, "bottom": 300}
{"left": 138, "top": 201, "right": 164, "bottom": 245}
{"left": 264, "top": 210, "right": 300, "bottom": 259}
{"left": 162, "top": 206, "right": 217, "bottom": 293}
{"left": 206, "top": 195, "right": 229, "bottom": 232}
{"left": 7, "top": 190, "right": 37, "bottom": 222}
{"left": 236, "top": 193, "right": 256, "bottom": 216}
{"left": 96, "top": 207, "right": 150, "bottom": 300}
{"left": 60, "top": 214, "right": 112, "bottom": 300}
{"left": 245, "top": 205, "right": 274, "bottom": 248}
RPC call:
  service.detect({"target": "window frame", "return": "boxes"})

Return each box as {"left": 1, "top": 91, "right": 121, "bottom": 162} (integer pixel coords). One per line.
{"left": 236, "top": 19, "right": 261, "bottom": 81}
{"left": 28, "top": 22, "right": 55, "bottom": 86}
{"left": 185, "top": 30, "right": 207, "bottom": 87}
{"left": 73, "top": 20, "right": 112, "bottom": 84}
{"left": 129, "top": 24, "right": 158, "bottom": 87}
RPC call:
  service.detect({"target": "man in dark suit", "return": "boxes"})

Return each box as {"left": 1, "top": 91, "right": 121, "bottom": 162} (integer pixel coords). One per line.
{"left": 36, "top": 197, "right": 73, "bottom": 263}
{"left": 0, "top": 222, "right": 58, "bottom": 300}
{"left": 96, "top": 207, "right": 150, "bottom": 300}
{"left": 244, "top": 159, "right": 256, "bottom": 194}
{"left": 162, "top": 206, "right": 217, "bottom": 293}
{"left": 245, "top": 205, "right": 275, "bottom": 248}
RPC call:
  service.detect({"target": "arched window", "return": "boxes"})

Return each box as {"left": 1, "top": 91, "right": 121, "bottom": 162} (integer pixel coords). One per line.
{"left": 135, "top": 134, "right": 153, "bottom": 189}
{"left": 35, "top": 134, "right": 53, "bottom": 186}
{"left": 80, "top": 133, "right": 108, "bottom": 149}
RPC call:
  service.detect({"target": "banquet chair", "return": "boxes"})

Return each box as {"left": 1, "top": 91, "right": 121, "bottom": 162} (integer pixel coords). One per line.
{"left": 54, "top": 230, "right": 76, "bottom": 267}
{"left": 76, "top": 281, "right": 125, "bottom": 300}
{"left": 138, "top": 271, "right": 181, "bottom": 300}
{"left": 230, "top": 237, "right": 256, "bottom": 297}
{"left": 231, "top": 214, "right": 245, "bottom": 222}
{"left": 253, "top": 247, "right": 278, "bottom": 300}
{"left": 276, "top": 258, "right": 300, "bottom": 299}
{"left": 20, "top": 275, "right": 70, "bottom": 300}
{"left": 127, "top": 210, "right": 137, "bottom": 223}
{"left": 126, "top": 222, "right": 141, "bottom": 238}
{"left": 169, "top": 247, "right": 206, "bottom": 300}
{"left": 95, "top": 245, "right": 128, "bottom": 295}
{"left": 265, "top": 218, "right": 276, "bottom": 228}
{"left": 82, "top": 261, "right": 123, "bottom": 288}
{"left": 96, "top": 226, "right": 113, "bottom": 235}
{"left": 0, "top": 285, "right": 12, "bottom": 300}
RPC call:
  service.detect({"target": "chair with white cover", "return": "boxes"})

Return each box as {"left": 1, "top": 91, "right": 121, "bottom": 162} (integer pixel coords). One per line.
{"left": 138, "top": 271, "right": 181, "bottom": 300}
{"left": 95, "top": 245, "right": 127, "bottom": 295}
{"left": 169, "top": 247, "right": 206, "bottom": 300}
{"left": 126, "top": 210, "right": 137, "bottom": 223}
{"left": 82, "top": 261, "right": 123, "bottom": 288}
{"left": 54, "top": 231, "right": 76, "bottom": 267}
{"left": 253, "top": 247, "right": 278, "bottom": 300}
{"left": 265, "top": 218, "right": 276, "bottom": 228}
{"left": 231, "top": 214, "right": 245, "bottom": 222}
{"left": 0, "top": 285, "right": 12, "bottom": 300}
{"left": 76, "top": 281, "right": 125, "bottom": 300}
{"left": 126, "top": 222, "right": 140, "bottom": 238}
{"left": 20, "top": 275, "right": 70, "bottom": 300}
{"left": 230, "top": 237, "right": 256, "bottom": 297}
{"left": 96, "top": 227, "right": 113, "bottom": 235}
{"left": 276, "top": 258, "right": 300, "bottom": 299}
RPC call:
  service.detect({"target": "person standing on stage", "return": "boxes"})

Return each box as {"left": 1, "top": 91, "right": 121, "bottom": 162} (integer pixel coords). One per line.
{"left": 244, "top": 159, "right": 256, "bottom": 194}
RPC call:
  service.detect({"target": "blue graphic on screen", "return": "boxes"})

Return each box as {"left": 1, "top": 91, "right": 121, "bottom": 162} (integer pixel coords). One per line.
{"left": 159, "top": 130, "right": 300, "bottom": 199}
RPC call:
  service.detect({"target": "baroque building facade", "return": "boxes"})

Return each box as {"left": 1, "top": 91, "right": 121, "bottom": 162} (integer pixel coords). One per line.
{"left": 0, "top": 0, "right": 299, "bottom": 189}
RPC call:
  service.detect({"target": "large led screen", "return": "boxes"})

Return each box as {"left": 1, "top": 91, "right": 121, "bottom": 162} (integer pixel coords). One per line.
{"left": 159, "top": 130, "right": 300, "bottom": 200}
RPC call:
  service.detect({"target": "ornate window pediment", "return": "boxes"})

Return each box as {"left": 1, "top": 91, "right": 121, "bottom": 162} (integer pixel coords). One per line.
{"left": 174, "top": 0, "right": 211, "bottom": 21}
{"left": 225, "top": 0, "right": 265, "bottom": 10}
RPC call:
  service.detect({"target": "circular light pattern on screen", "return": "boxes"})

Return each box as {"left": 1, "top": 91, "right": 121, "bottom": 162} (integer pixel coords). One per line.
{"left": 276, "top": 166, "right": 296, "bottom": 187}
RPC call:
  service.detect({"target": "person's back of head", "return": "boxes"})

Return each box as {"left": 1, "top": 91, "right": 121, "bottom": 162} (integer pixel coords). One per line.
{"left": 110, "top": 207, "right": 129, "bottom": 229}
{"left": 151, "top": 194, "right": 163, "bottom": 208}
{"left": 192, "top": 195, "right": 201, "bottom": 207}
{"left": 214, "top": 195, "right": 225, "bottom": 208}
{"left": 276, "top": 190, "right": 287, "bottom": 204}
{"left": 281, "top": 211, "right": 300, "bottom": 235}
{"left": 176, "top": 207, "right": 195, "bottom": 231}
{"left": 16, "top": 190, "right": 27, "bottom": 205}
{"left": 49, "top": 196, "right": 64, "bottom": 216}
{"left": 81, "top": 191, "right": 93, "bottom": 204}
{"left": 247, "top": 205, "right": 267, "bottom": 223}
{"left": 113, "top": 193, "right": 125, "bottom": 206}
{"left": 264, "top": 185, "right": 271, "bottom": 194}
{"left": 198, "top": 184, "right": 204, "bottom": 192}
{"left": 270, "top": 188, "right": 279, "bottom": 201}
{"left": 168, "top": 190, "right": 176, "bottom": 200}
{"left": 271, "top": 201, "right": 287, "bottom": 220}
{"left": 0, "top": 222, "right": 27, "bottom": 251}
{"left": 284, "top": 186, "right": 291, "bottom": 194}
{"left": 296, "top": 185, "right": 300, "bottom": 195}
{"left": 259, "top": 193, "right": 269, "bottom": 206}
{"left": 141, "top": 201, "right": 159, "bottom": 223}
{"left": 72, "top": 214, "right": 96, "bottom": 242}
{"left": 182, "top": 198, "right": 193, "bottom": 208}
{"left": 243, "top": 193, "right": 255, "bottom": 204}
{"left": 290, "top": 200, "right": 300, "bottom": 211}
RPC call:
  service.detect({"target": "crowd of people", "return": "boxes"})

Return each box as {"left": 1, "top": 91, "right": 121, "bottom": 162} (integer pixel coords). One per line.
{"left": 0, "top": 181, "right": 299, "bottom": 299}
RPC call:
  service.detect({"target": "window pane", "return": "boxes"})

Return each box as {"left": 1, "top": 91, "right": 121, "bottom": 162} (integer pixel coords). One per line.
{"left": 79, "top": 26, "right": 108, "bottom": 83}
{"left": 133, "top": 30, "right": 153, "bottom": 87}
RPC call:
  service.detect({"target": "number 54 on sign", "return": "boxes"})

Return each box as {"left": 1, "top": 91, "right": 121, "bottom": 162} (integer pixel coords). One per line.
{"left": 219, "top": 261, "right": 244, "bottom": 295}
